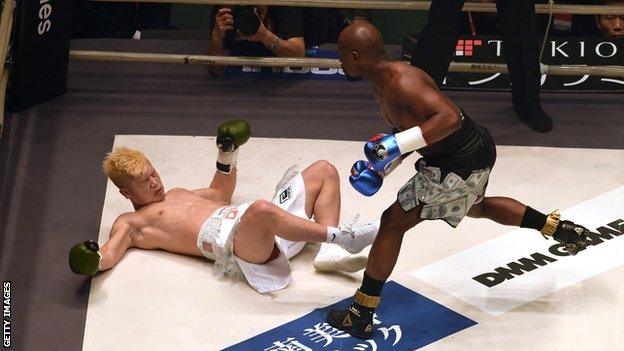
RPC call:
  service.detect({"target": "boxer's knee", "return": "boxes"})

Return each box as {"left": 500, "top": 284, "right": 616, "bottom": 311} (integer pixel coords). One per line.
{"left": 302, "top": 160, "right": 339, "bottom": 192}
{"left": 312, "top": 160, "right": 339, "bottom": 181}
{"left": 244, "top": 200, "right": 278, "bottom": 224}
{"left": 467, "top": 200, "right": 486, "bottom": 218}
{"left": 380, "top": 202, "right": 418, "bottom": 235}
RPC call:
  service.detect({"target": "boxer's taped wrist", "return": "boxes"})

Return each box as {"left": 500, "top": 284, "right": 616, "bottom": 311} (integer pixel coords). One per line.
{"left": 216, "top": 149, "right": 239, "bottom": 174}
{"left": 216, "top": 162, "right": 233, "bottom": 174}
{"left": 395, "top": 126, "right": 427, "bottom": 153}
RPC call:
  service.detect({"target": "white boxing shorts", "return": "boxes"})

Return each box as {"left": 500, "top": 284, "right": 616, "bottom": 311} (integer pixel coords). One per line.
{"left": 196, "top": 166, "right": 308, "bottom": 293}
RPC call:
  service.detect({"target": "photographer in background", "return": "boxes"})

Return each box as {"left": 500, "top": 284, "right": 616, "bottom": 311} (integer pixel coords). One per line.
{"left": 207, "top": 6, "right": 348, "bottom": 75}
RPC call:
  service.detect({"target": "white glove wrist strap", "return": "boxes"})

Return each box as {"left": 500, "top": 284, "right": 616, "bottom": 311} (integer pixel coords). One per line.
{"left": 395, "top": 126, "right": 427, "bottom": 153}
{"left": 216, "top": 149, "right": 239, "bottom": 174}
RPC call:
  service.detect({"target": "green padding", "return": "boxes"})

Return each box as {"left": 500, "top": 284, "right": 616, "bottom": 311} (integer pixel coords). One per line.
{"left": 371, "top": 10, "right": 428, "bottom": 45}
{"left": 171, "top": 4, "right": 214, "bottom": 30}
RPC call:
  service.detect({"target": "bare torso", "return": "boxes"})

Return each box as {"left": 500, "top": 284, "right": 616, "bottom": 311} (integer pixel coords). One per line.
{"left": 373, "top": 61, "right": 460, "bottom": 132}
{"left": 124, "top": 188, "right": 223, "bottom": 256}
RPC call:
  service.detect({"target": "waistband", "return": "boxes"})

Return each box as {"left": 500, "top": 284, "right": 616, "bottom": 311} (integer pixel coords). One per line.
{"left": 418, "top": 110, "right": 484, "bottom": 159}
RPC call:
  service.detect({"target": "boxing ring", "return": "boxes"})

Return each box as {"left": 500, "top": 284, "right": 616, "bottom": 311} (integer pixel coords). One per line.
{"left": 0, "top": 1, "right": 623, "bottom": 351}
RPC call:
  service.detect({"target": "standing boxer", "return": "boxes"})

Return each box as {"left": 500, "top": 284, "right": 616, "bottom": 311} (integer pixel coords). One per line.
{"left": 327, "top": 20, "right": 593, "bottom": 339}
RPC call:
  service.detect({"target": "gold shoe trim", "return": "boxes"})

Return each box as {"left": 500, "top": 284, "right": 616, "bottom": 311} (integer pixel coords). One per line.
{"left": 354, "top": 290, "right": 380, "bottom": 309}
{"left": 541, "top": 210, "right": 561, "bottom": 238}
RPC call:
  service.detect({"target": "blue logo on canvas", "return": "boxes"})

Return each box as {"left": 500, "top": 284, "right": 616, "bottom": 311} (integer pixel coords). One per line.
{"left": 222, "top": 281, "right": 476, "bottom": 351}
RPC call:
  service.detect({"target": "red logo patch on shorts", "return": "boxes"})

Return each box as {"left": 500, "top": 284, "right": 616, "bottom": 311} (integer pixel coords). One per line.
{"left": 223, "top": 207, "right": 238, "bottom": 219}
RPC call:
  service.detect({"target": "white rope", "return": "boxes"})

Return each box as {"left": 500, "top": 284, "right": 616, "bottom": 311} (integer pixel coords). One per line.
{"left": 69, "top": 50, "right": 624, "bottom": 77}
{"left": 0, "top": 0, "right": 15, "bottom": 138}
{"left": 539, "top": 0, "right": 555, "bottom": 61}
{"left": 0, "top": 0, "right": 14, "bottom": 64}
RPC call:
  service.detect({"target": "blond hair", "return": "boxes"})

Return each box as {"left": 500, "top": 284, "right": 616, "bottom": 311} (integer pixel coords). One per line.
{"left": 102, "top": 147, "right": 151, "bottom": 187}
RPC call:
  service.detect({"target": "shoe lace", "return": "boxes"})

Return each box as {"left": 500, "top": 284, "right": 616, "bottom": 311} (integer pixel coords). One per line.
{"left": 339, "top": 214, "right": 360, "bottom": 237}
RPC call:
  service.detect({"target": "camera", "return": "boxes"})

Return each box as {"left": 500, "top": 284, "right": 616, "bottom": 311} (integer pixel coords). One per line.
{"left": 223, "top": 6, "right": 261, "bottom": 49}
{"left": 232, "top": 6, "right": 261, "bottom": 36}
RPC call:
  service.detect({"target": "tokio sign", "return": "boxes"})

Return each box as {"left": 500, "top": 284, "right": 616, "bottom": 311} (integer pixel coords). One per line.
{"left": 402, "top": 35, "right": 624, "bottom": 91}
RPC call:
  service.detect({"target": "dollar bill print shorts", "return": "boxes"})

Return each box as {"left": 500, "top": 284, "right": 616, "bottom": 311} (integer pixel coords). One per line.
{"left": 397, "top": 126, "right": 497, "bottom": 228}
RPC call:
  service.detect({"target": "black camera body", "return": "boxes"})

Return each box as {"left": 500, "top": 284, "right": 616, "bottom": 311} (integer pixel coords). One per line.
{"left": 232, "top": 6, "right": 261, "bottom": 36}
{"left": 223, "top": 6, "right": 261, "bottom": 49}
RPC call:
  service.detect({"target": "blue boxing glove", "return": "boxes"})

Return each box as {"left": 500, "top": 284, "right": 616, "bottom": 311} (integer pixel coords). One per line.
{"left": 350, "top": 155, "right": 403, "bottom": 196}
{"left": 364, "top": 133, "right": 401, "bottom": 173}
{"left": 349, "top": 160, "right": 384, "bottom": 196}
{"left": 364, "top": 127, "right": 428, "bottom": 173}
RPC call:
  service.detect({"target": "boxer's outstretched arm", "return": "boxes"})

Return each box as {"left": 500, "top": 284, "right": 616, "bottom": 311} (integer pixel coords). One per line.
{"left": 193, "top": 168, "right": 237, "bottom": 205}
{"left": 194, "top": 119, "right": 250, "bottom": 204}
{"left": 99, "top": 215, "right": 136, "bottom": 271}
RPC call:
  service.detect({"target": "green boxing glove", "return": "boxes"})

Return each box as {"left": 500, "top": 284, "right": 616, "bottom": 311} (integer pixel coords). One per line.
{"left": 216, "top": 119, "right": 251, "bottom": 174}
{"left": 69, "top": 240, "right": 101, "bottom": 276}
{"left": 216, "top": 119, "right": 251, "bottom": 152}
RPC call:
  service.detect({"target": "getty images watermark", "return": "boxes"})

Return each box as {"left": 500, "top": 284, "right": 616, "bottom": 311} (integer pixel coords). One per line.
{"left": 3, "top": 281, "right": 10, "bottom": 348}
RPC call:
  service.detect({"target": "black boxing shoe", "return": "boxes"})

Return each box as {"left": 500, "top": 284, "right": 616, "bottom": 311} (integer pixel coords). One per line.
{"left": 552, "top": 220, "right": 590, "bottom": 255}
{"left": 541, "top": 211, "right": 590, "bottom": 255}
{"left": 326, "top": 289, "right": 379, "bottom": 339}
{"left": 327, "top": 305, "right": 374, "bottom": 339}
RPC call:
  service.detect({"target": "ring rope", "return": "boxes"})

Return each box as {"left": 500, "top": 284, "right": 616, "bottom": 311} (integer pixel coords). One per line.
{"left": 69, "top": 50, "right": 624, "bottom": 77}
{"left": 2, "top": 0, "right": 621, "bottom": 132}
{"left": 0, "top": 68, "right": 9, "bottom": 136}
{"left": 86, "top": 0, "right": 624, "bottom": 15}
{"left": 539, "top": 0, "right": 555, "bottom": 61}
{"left": 0, "top": 0, "right": 16, "bottom": 138}
{"left": 0, "top": 0, "right": 13, "bottom": 62}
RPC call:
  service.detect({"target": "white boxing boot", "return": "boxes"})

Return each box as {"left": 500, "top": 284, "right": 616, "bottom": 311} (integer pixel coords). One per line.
{"left": 333, "top": 217, "right": 381, "bottom": 254}
{"left": 313, "top": 243, "right": 368, "bottom": 273}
